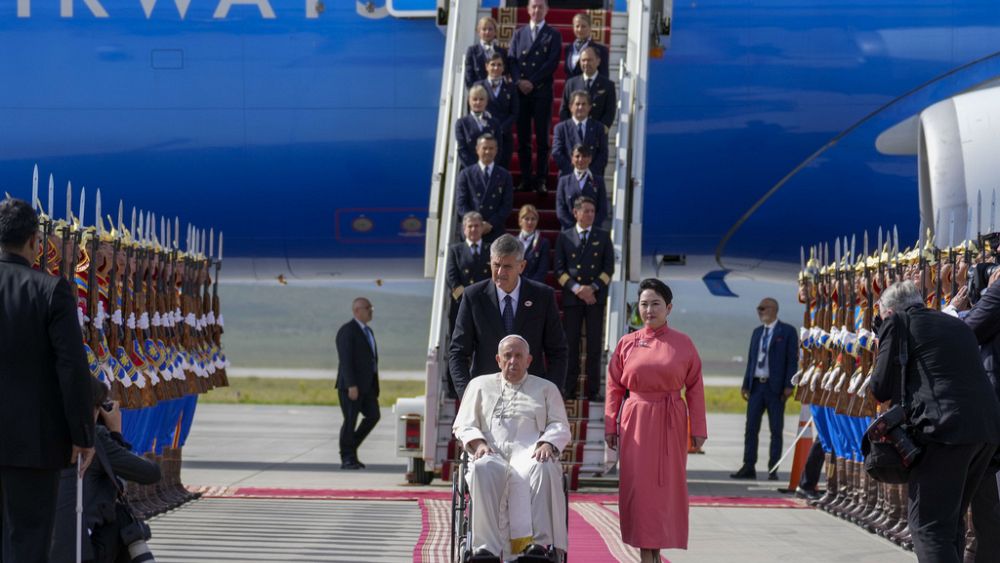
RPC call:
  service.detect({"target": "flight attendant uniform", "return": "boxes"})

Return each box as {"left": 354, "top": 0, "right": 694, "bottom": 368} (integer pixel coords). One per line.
{"left": 605, "top": 323, "right": 707, "bottom": 549}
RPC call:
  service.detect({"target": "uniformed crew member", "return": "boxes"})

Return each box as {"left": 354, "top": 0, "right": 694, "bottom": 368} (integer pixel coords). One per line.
{"left": 518, "top": 204, "right": 551, "bottom": 284}
{"left": 552, "top": 90, "right": 608, "bottom": 177}
{"left": 447, "top": 211, "right": 492, "bottom": 330}
{"left": 555, "top": 144, "right": 607, "bottom": 230}
{"left": 509, "top": 0, "right": 563, "bottom": 194}
{"left": 564, "top": 12, "right": 610, "bottom": 78}
{"left": 555, "top": 196, "right": 614, "bottom": 400}
{"left": 455, "top": 85, "right": 502, "bottom": 169}
{"left": 465, "top": 16, "right": 509, "bottom": 88}
{"left": 560, "top": 47, "right": 617, "bottom": 129}
{"left": 455, "top": 134, "right": 513, "bottom": 245}
{"left": 476, "top": 52, "right": 519, "bottom": 169}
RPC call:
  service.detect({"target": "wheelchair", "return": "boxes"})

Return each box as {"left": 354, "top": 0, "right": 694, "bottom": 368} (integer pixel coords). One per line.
{"left": 451, "top": 450, "right": 569, "bottom": 563}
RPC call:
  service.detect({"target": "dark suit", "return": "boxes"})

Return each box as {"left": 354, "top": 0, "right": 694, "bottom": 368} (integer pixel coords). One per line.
{"left": 335, "top": 319, "right": 381, "bottom": 464}
{"left": 559, "top": 73, "right": 617, "bottom": 129}
{"left": 739, "top": 320, "right": 798, "bottom": 470}
{"left": 555, "top": 171, "right": 608, "bottom": 230}
{"left": 464, "top": 43, "right": 509, "bottom": 88}
{"left": 0, "top": 252, "right": 95, "bottom": 562}
{"left": 564, "top": 40, "right": 610, "bottom": 79}
{"left": 509, "top": 22, "right": 562, "bottom": 187}
{"left": 963, "top": 283, "right": 1000, "bottom": 562}
{"left": 555, "top": 227, "right": 614, "bottom": 398}
{"left": 455, "top": 163, "right": 513, "bottom": 245}
{"left": 51, "top": 426, "right": 161, "bottom": 563}
{"left": 873, "top": 306, "right": 1000, "bottom": 563}
{"left": 476, "top": 77, "right": 519, "bottom": 169}
{"left": 455, "top": 113, "right": 503, "bottom": 169}
{"left": 520, "top": 233, "right": 550, "bottom": 284}
{"left": 449, "top": 278, "right": 568, "bottom": 398}
{"left": 551, "top": 118, "right": 608, "bottom": 178}
{"left": 446, "top": 241, "right": 491, "bottom": 328}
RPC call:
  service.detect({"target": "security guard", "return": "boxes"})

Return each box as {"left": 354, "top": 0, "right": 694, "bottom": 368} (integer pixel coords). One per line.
{"left": 554, "top": 196, "right": 614, "bottom": 400}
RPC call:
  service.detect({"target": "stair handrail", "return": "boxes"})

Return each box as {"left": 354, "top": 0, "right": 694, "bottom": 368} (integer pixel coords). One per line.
{"left": 421, "top": 0, "right": 479, "bottom": 468}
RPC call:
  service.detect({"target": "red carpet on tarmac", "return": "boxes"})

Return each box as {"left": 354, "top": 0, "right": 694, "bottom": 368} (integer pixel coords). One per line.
{"left": 190, "top": 487, "right": 807, "bottom": 563}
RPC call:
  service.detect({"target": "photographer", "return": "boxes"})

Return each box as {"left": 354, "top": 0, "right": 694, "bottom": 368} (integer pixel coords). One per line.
{"left": 872, "top": 281, "right": 1000, "bottom": 563}
{"left": 51, "top": 379, "right": 161, "bottom": 563}
{"left": 950, "top": 254, "right": 1000, "bottom": 562}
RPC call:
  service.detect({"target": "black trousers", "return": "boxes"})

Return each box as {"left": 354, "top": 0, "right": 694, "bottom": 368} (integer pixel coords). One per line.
{"left": 798, "top": 439, "right": 825, "bottom": 490}
{"left": 908, "top": 442, "right": 996, "bottom": 563}
{"left": 563, "top": 302, "right": 605, "bottom": 398}
{"left": 968, "top": 459, "right": 1000, "bottom": 562}
{"left": 338, "top": 389, "right": 380, "bottom": 463}
{"left": 499, "top": 128, "right": 514, "bottom": 170}
{"left": 742, "top": 383, "right": 786, "bottom": 469}
{"left": 516, "top": 84, "right": 553, "bottom": 186}
{"left": 1, "top": 465, "right": 61, "bottom": 563}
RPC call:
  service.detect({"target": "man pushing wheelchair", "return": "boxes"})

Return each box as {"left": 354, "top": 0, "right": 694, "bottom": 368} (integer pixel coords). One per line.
{"left": 453, "top": 334, "right": 570, "bottom": 562}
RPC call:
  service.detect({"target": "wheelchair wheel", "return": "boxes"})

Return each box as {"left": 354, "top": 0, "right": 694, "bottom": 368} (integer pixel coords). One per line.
{"left": 451, "top": 457, "right": 472, "bottom": 562}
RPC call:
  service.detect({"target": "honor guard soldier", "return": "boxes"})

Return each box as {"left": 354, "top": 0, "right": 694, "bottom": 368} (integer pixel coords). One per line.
{"left": 564, "top": 12, "right": 610, "bottom": 78}
{"left": 552, "top": 91, "right": 608, "bottom": 178}
{"left": 476, "top": 52, "right": 519, "bottom": 170}
{"left": 455, "top": 134, "right": 513, "bottom": 245}
{"left": 555, "top": 196, "right": 614, "bottom": 400}
{"left": 509, "top": 0, "right": 563, "bottom": 193}
{"left": 560, "top": 47, "right": 617, "bottom": 130}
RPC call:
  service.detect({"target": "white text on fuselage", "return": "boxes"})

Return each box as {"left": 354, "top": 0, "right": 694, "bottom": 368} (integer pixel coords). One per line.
{"left": 15, "top": 0, "right": 323, "bottom": 19}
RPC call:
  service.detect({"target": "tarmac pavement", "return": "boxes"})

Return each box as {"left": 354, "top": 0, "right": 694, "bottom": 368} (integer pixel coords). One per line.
{"left": 149, "top": 403, "right": 914, "bottom": 562}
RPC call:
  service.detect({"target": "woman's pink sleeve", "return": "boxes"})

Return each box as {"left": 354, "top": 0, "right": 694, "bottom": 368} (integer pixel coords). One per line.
{"left": 605, "top": 337, "right": 626, "bottom": 435}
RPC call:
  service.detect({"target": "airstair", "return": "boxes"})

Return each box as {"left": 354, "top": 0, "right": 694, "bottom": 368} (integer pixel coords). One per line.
{"left": 398, "top": 0, "right": 669, "bottom": 488}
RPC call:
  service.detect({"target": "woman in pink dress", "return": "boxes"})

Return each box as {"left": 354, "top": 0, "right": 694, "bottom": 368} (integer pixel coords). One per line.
{"left": 605, "top": 278, "right": 707, "bottom": 563}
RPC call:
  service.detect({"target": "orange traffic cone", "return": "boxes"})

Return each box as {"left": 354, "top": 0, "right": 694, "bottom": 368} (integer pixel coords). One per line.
{"left": 786, "top": 405, "right": 814, "bottom": 491}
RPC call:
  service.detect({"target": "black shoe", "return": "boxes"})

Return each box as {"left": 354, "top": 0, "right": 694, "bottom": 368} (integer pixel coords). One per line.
{"left": 523, "top": 544, "right": 548, "bottom": 555}
{"left": 340, "top": 460, "right": 362, "bottom": 470}
{"left": 517, "top": 182, "right": 533, "bottom": 192}
{"left": 535, "top": 182, "right": 548, "bottom": 195}
{"left": 768, "top": 471, "right": 779, "bottom": 481}
{"left": 795, "top": 486, "right": 821, "bottom": 501}
{"left": 730, "top": 465, "right": 756, "bottom": 479}
{"left": 355, "top": 459, "right": 367, "bottom": 469}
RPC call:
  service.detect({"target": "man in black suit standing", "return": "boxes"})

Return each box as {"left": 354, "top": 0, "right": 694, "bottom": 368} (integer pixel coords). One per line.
{"left": 554, "top": 196, "right": 614, "bottom": 400}
{"left": 559, "top": 47, "right": 617, "bottom": 130}
{"left": 449, "top": 234, "right": 568, "bottom": 399}
{"left": 455, "top": 134, "right": 513, "bottom": 245}
{"left": 552, "top": 91, "right": 608, "bottom": 178}
{"left": 0, "top": 198, "right": 95, "bottom": 561}
{"left": 509, "top": 0, "right": 563, "bottom": 194}
{"left": 336, "top": 297, "right": 380, "bottom": 470}
{"left": 731, "top": 297, "right": 799, "bottom": 481}
{"left": 873, "top": 281, "right": 1000, "bottom": 563}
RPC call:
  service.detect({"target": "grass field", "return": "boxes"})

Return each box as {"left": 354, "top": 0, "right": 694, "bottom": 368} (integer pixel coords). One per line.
{"left": 202, "top": 377, "right": 798, "bottom": 414}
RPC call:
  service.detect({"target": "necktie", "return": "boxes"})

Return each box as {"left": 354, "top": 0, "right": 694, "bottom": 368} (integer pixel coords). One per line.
{"left": 531, "top": 25, "right": 537, "bottom": 42}
{"left": 472, "top": 243, "right": 479, "bottom": 258}
{"left": 475, "top": 114, "right": 484, "bottom": 130}
{"left": 502, "top": 295, "right": 514, "bottom": 334}
{"left": 492, "top": 80, "right": 500, "bottom": 90}
{"left": 580, "top": 229, "right": 589, "bottom": 247}
{"left": 364, "top": 325, "right": 377, "bottom": 359}
{"left": 757, "top": 327, "right": 771, "bottom": 368}
{"left": 578, "top": 172, "right": 588, "bottom": 189}
{"left": 586, "top": 78, "right": 593, "bottom": 90}
{"left": 483, "top": 166, "right": 491, "bottom": 185}
{"left": 578, "top": 121, "right": 585, "bottom": 143}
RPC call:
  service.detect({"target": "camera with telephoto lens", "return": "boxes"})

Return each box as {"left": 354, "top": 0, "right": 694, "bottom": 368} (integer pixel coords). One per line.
{"left": 121, "top": 518, "right": 155, "bottom": 562}
{"left": 867, "top": 405, "right": 922, "bottom": 468}
{"left": 968, "top": 232, "right": 1000, "bottom": 305}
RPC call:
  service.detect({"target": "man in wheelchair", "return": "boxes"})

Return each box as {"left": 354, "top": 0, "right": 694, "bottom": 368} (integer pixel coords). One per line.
{"left": 453, "top": 335, "right": 571, "bottom": 562}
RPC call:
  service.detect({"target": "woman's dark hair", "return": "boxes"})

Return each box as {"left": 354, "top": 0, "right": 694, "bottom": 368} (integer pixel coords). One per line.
{"left": 90, "top": 377, "right": 109, "bottom": 409}
{"left": 0, "top": 198, "right": 38, "bottom": 249}
{"left": 638, "top": 278, "right": 672, "bottom": 305}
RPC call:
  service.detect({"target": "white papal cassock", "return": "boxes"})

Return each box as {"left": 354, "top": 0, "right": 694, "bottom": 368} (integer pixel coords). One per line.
{"left": 453, "top": 373, "right": 571, "bottom": 557}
